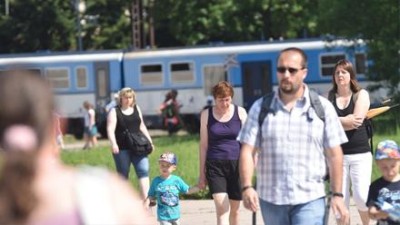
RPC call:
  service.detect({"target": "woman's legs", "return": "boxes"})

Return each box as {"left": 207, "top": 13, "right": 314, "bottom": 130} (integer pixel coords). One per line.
{"left": 112, "top": 150, "right": 132, "bottom": 179}
{"left": 349, "top": 152, "right": 372, "bottom": 225}
{"left": 207, "top": 160, "right": 241, "bottom": 225}
{"left": 132, "top": 155, "right": 150, "bottom": 199}
{"left": 228, "top": 199, "right": 240, "bottom": 225}
{"left": 82, "top": 129, "right": 90, "bottom": 149}
{"left": 212, "top": 193, "right": 230, "bottom": 225}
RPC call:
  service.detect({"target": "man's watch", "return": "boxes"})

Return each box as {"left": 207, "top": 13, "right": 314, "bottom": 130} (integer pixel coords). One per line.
{"left": 241, "top": 185, "right": 253, "bottom": 193}
{"left": 331, "top": 192, "right": 344, "bottom": 198}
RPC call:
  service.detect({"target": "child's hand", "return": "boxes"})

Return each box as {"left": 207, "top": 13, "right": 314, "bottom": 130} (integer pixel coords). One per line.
{"left": 149, "top": 199, "right": 157, "bottom": 207}
{"left": 187, "top": 185, "right": 201, "bottom": 195}
{"left": 369, "top": 206, "right": 389, "bottom": 220}
{"left": 143, "top": 197, "right": 156, "bottom": 210}
{"left": 197, "top": 177, "right": 207, "bottom": 190}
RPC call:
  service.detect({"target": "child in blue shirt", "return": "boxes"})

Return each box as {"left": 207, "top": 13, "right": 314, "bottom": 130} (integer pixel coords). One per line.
{"left": 146, "top": 152, "right": 199, "bottom": 225}
{"left": 367, "top": 140, "right": 400, "bottom": 225}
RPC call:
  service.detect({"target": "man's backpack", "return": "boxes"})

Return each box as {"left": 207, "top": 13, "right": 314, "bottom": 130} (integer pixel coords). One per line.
{"left": 258, "top": 89, "right": 325, "bottom": 128}
{"left": 327, "top": 90, "right": 374, "bottom": 153}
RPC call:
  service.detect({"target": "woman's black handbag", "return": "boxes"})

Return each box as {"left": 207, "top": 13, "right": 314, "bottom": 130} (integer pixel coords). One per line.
{"left": 117, "top": 106, "right": 153, "bottom": 156}
{"left": 124, "top": 130, "right": 153, "bottom": 156}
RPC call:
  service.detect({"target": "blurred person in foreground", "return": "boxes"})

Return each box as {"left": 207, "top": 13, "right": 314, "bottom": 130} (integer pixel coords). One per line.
{"left": 198, "top": 81, "right": 247, "bottom": 225}
{"left": 238, "top": 47, "right": 350, "bottom": 225}
{"left": 329, "top": 59, "right": 372, "bottom": 225}
{"left": 367, "top": 140, "right": 400, "bottom": 225}
{"left": 0, "top": 71, "right": 156, "bottom": 225}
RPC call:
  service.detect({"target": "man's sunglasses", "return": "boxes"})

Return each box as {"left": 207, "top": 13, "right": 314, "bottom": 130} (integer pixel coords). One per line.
{"left": 276, "top": 67, "right": 305, "bottom": 74}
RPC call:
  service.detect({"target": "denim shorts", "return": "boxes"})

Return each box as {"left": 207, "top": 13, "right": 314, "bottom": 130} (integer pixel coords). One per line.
{"left": 84, "top": 126, "right": 97, "bottom": 137}
{"left": 112, "top": 149, "right": 149, "bottom": 179}
{"left": 259, "top": 197, "right": 326, "bottom": 225}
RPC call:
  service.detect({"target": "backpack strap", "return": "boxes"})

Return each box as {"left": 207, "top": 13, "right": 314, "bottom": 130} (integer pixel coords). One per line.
{"left": 258, "top": 90, "right": 326, "bottom": 127}
{"left": 327, "top": 89, "right": 335, "bottom": 103}
{"left": 309, "top": 89, "right": 325, "bottom": 122}
{"left": 258, "top": 92, "right": 275, "bottom": 128}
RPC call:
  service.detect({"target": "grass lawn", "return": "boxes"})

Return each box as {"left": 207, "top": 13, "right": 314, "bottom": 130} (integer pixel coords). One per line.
{"left": 61, "top": 134, "right": 209, "bottom": 198}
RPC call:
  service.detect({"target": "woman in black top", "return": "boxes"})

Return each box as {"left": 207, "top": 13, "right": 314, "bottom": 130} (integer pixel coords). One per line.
{"left": 330, "top": 59, "right": 372, "bottom": 225}
{"left": 107, "top": 87, "right": 154, "bottom": 200}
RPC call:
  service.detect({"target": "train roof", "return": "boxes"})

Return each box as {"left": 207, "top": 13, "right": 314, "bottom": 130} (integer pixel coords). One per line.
{"left": 0, "top": 38, "right": 366, "bottom": 65}
{"left": 0, "top": 50, "right": 124, "bottom": 65}
{"left": 124, "top": 38, "right": 366, "bottom": 59}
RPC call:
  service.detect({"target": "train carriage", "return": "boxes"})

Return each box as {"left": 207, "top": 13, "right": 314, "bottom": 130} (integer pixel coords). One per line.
{"left": 0, "top": 50, "right": 124, "bottom": 138}
{"left": 123, "top": 38, "right": 370, "bottom": 132}
{"left": 0, "top": 38, "right": 377, "bottom": 138}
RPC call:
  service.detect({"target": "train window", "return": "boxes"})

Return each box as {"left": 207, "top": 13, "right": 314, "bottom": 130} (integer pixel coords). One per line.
{"left": 140, "top": 64, "right": 163, "bottom": 86}
{"left": 355, "top": 53, "right": 367, "bottom": 74}
{"left": 76, "top": 67, "right": 88, "bottom": 88}
{"left": 170, "top": 62, "right": 194, "bottom": 84}
{"left": 46, "top": 68, "right": 70, "bottom": 89}
{"left": 320, "top": 54, "right": 345, "bottom": 76}
{"left": 97, "top": 69, "right": 107, "bottom": 97}
{"left": 0, "top": 68, "right": 41, "bottom": 76}
{"left": 203, "top": 65, "right": 225, "bottom": 95}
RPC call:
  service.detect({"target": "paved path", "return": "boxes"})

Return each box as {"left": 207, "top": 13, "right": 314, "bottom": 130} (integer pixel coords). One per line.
{"left": 179, "top": 199, "right": 373, "bottom": 225}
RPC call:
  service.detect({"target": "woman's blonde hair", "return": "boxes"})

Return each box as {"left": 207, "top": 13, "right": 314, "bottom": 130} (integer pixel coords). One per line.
{"left": 118, "top": 87, "right": 136, "bottom": 107}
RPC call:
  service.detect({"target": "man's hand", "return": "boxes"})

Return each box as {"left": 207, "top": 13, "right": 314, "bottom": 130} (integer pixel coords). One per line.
{"left": 242, "top": 187, "right": 259, "bottom": 212}
{"left": 331, "top": 196, "right": 350, "bottom": 225}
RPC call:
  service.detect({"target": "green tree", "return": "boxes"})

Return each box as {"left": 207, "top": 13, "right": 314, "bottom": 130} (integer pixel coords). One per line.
{"left": 152, "top": 0, "right": 320, "bottom": 47}
{"left": 0, "top": 0, "right": 75, "bottom": 53}
{"left": 82, "top": 0, "right": 132, "bottom": 50}
{"left": 318, "top": 0, "right": 400, "bottom": 101}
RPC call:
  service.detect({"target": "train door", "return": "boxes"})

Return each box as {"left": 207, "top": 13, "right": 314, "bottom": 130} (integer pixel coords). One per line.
{"left": 241, "top": 61, "right": 272, "bottom": 111}
{"left": 94, "top": 62, "right": 111, "bottom": 137}
{"left": 94, "top": 62, "right": 111, "bottom": 108}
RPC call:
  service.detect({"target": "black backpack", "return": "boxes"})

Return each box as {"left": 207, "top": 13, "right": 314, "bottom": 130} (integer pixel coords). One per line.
{"left": 327, "top": 90, "right": 374, "bottom": 154}
{"left": 258, "top": 89, "right": 325, "bottom": 128}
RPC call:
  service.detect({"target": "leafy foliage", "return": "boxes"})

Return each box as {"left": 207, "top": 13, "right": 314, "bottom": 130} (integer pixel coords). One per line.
{"left": 0, "top": 0, "right": 75, "bottom": 53}
{"left": 318, "top": 0, "right": 400, "bottom": 101}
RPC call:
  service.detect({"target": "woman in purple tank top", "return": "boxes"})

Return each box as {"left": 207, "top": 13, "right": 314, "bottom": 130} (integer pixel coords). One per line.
{"left": 198, "top": 81, "right": 247, "bottom": 225}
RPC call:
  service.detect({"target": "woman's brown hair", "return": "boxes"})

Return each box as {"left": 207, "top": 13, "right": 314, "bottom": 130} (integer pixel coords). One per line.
{"left": 212, "top": 81, "right": 234, "bottom": 99}
{"left": 0, "top": 71, "right": 55, "bottom": 224}
{"left": 331, "top": 59, "right": 362, "bottom": 93}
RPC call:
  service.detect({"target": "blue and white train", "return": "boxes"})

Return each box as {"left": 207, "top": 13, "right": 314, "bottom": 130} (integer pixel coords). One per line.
{"left": 0, "top": 38, "right": 380, "bottom": 138}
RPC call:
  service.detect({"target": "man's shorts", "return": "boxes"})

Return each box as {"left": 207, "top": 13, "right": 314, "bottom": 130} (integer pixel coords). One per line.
{"left": 206, "top": 159, "right": 242, "bottom": 200}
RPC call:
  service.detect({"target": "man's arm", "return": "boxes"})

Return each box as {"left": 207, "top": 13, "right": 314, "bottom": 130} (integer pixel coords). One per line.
{"left": 325, "top": 145, "right": 349, "bottom": 224}
{"left": 240, "top": 143, "right": 258, "bottom": 212}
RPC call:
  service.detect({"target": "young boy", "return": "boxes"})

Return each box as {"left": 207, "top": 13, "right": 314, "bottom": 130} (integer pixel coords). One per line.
{"left": 146, "top": 152, "right": 199, "bottom": 225}
{"left": 367, "top": 140, "right": 400, "bottom": 224}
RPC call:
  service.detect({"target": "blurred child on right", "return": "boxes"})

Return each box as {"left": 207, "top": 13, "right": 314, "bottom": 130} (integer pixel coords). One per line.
{"left": 146, "top": 152, "right": 199, "bottom": 225}
{"left": 367, "top": 140, "right": 400, "bottom": 224}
